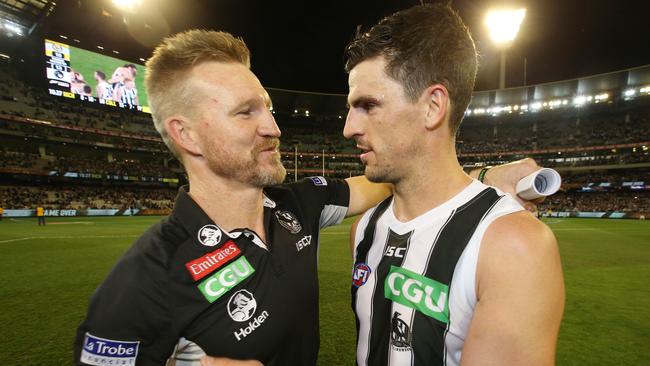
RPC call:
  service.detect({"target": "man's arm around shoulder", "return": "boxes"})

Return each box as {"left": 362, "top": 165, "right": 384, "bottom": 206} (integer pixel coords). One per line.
{"left": 461, "top": 211, "right": 564, "bottom": 366}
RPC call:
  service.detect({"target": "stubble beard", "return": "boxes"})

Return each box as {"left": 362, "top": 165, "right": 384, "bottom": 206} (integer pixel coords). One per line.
{"left": 206, "top": 138, "right": 286, "bottom": 187}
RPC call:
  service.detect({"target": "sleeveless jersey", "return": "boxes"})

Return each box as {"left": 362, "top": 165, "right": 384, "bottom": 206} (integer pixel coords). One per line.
{"left": 352, "top": 180, "right": 523, "bottom": 366}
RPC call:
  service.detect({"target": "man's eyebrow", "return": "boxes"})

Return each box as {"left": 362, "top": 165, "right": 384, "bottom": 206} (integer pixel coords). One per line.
{"left": 347, "top": 95, "right": 381, "bottom": 108}
{"left": 230, "top": 97, "right": 265, "bottom": 112}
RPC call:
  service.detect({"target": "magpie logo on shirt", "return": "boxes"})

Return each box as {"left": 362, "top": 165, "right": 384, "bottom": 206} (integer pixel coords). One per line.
{"left": 275, "top": 210, "right": 302, "bottom": 234}
{"left": 198, "top": 224, "right": 222, "bottom": 247}
{"left": 352, "top": 262, "right": 372, "bottom": 287}
{"left": 390, "top": 312, "right": 412, "bottom": 351}
{"left": 227, "top": 290, "right": 257, "bottom": 322}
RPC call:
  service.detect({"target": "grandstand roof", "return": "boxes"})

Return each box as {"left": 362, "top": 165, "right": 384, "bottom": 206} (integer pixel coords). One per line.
{"left": 19, "top": 0, "right": 650, "bottom": 93}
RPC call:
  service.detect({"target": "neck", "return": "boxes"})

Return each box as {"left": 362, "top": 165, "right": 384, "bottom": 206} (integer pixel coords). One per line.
{"left": 392, "top": 141, "right": 472, "bottom": 222}
{"left": 186, "top": 165, "right": 266, "bottom": 239}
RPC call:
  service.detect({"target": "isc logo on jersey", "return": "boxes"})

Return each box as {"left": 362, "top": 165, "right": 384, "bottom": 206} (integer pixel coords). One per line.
{"left": 384, "top": 246, "right": 405, "bottom": 258}
{"left": 384, "top": 265, "right": 450, "bottom": 323}
{"left": 198, "top": 257, "right": 255, "bottom": 303}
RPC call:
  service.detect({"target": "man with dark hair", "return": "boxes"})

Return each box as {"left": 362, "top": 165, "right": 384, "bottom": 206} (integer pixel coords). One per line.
{"left": 93, "top": 70, "right": 112, "bottom": 100}
{"left": 345, "top": 4, "right": 564, "bottom": 365}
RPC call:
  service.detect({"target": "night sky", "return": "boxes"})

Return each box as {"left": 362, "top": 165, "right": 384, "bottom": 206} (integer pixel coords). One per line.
{"left": 43, "top": 0, "right": 650, "bottom": 93}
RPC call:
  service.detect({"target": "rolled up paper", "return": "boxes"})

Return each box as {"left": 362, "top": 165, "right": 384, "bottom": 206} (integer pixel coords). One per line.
{"left": 516, "top": 168, "right": 562, "bottom": 200}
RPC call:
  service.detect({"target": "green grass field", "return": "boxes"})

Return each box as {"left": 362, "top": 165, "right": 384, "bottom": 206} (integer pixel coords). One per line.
{"left": 0, "top": 216, "right": 648, "bottom": 365}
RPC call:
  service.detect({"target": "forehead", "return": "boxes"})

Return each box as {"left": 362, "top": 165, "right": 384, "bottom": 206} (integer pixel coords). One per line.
{"left": 189, "top": 61, "right": 269, "bottom": 106}
{"left": 347, "top": 57, "right": 404, "bottom": 101}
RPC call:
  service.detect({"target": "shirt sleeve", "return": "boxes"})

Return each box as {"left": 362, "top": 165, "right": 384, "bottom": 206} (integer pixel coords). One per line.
{"left": 74, "top": 239, "right": 179, "bottom": 365}
{"left": 286, "top": 176, "right": 350, "bottom": 229}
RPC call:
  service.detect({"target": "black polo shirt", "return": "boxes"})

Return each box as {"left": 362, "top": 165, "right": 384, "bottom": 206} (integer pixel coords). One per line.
{"left": 74, "top": 177, "right": 350, "bottom": 366}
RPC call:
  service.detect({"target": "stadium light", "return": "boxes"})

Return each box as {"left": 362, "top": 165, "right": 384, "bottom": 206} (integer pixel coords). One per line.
{"left": 486, "top": 8, "right": 526, "bottom": 89}
{"left": 485, "top": 9, "right": 526, "bottom": 44}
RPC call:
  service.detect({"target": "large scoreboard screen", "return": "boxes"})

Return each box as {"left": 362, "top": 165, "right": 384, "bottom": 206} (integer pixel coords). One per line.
{"left": 44, "top": 39, "right": 150, "bottom": 113}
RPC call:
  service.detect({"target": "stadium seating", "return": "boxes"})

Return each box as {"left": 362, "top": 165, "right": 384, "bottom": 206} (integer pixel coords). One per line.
{"left": 1, "top": 57, "right": 649, "bottom": 215}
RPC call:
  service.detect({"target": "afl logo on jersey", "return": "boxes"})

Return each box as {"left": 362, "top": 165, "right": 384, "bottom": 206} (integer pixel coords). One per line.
{"left": 198, "top": 224, "right": 222, "bottom": 247}
{"left": 275, "top": 210, "right": 302, "bottom": 234}
{"left": 353, "top": 262, "right": 372, "bottom": 287}
{"left": 228, "top": 290, "right": 257, "bottom": 322}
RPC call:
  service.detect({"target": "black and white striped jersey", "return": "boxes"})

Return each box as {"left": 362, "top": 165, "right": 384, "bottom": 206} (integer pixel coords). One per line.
{"left": 120, "top": 86, "right": 138, "bottom": 107}
{"left": 352, "top": 181, "right": 523, "bottom": 366}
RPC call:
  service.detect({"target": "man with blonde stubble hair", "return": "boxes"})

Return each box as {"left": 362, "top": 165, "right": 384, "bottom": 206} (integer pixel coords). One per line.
{"left": 75, "top": 29, "right": 548, "bottom": 366}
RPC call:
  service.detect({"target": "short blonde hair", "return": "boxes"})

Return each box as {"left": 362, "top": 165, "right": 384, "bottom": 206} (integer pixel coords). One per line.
{"left": 145, "top": 29, "right": 251, "bottom": 159}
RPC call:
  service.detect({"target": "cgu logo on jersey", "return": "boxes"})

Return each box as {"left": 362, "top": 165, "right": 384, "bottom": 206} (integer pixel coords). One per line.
{"left": 198, "top": 257, "right": 255, "bottom": 303}
{"left": 384, "top": 265, "right": 449, "bottom": 323}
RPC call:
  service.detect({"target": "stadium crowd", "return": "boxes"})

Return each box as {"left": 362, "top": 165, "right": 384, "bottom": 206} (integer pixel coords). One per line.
{"left": 539, "top": 191, "right": 650, "bottom": 213}
{"left": 0, "top": 185, "right": 175, "bottom": 210}
{"left": 1, "top": 58, "right": 650, "bottom": 214}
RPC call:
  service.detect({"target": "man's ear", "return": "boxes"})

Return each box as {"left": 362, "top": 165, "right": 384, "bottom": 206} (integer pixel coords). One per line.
{"left": 165, "top": 117, "right": 203, "bottom": 156}
{"left": 423, "top": 84, "right": 450, "bottom": 131}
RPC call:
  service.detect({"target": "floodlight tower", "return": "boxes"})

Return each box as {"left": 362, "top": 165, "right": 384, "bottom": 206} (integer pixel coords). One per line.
{"left": 485, "top": 8, "right": 526, "bottom": 89}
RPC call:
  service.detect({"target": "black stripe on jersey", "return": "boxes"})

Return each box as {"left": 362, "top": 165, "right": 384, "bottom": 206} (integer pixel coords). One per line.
{"left": 367, "top": 228, "right": 413, "bottom": 366}
{"left": 410, "top": 187, "right": 502, "bottom": 366}
{"left": 351, "top": 196, "right": 392, "bottom": 364}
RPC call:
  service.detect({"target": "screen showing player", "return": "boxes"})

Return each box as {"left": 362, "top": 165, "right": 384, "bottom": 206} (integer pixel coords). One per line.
{"left": 44, "top": 39, "right": 150, "bottom": 113}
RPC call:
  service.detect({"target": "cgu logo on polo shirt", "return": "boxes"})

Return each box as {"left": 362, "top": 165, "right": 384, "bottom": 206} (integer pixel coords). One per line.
{"left": 185, "top": 241, "right": 241, "bottom": 281}
{"left": 198, "top": 257, "right": 255, "bottom": 303}
{"left": 384, "top": 265, "right": 449, "bottom": 324}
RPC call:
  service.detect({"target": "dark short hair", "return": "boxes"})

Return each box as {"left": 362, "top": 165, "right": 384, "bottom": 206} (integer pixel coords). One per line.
{"left": 344, "top": 4, "right": 477, "bottom": 134}
{"left": 95, "top": 71, "right": 106, "bottom": 80}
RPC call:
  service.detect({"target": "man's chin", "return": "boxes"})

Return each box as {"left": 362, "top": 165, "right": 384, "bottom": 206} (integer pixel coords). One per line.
{"left": 254, "top": 165, "right": 286, "bottom": 187}
{"left": 364, "top": 166, "right": 391, "bottom": 184}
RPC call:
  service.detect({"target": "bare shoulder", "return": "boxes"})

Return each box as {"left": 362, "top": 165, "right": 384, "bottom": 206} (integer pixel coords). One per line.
{"left": 482, "top": 210, "right": 557, "bottom": 259}
{"left": 477, "top": 210, "right": 562, "bottom": 296}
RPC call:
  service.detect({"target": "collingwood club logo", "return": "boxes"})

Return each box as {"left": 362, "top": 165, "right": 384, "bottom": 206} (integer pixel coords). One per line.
{"left": 198, "top": 224, "right": 222, "bottom": 247}
{"left": 228, "top": 290, "right": 257, "bottom": 322}
{"left": 391, "top": 312, "right": 412, "bottom": 351}
{"left": 275, "top": 210, "right": 302, "bottom": 234}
